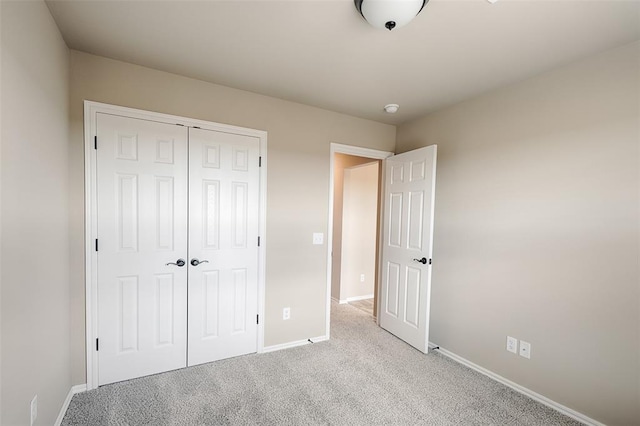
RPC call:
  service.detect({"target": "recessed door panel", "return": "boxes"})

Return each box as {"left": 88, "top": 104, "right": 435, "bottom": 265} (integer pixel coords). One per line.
{"left": 410, "top": 160, "right": 425, "bottom": 182}
{"left": 203, "top": 180, "right": 220, "bottom": 249}
{"left": 118, "top": 276, "right": 139, "bottom": 353}
{"left": 155, "top": 139, "right": 174, "bottom": 164}
{"left": 155, "top": 273, "right": 174, "bottom": 346}
{"left": 155, "top": 177, "right": 174, "bottom": 251}
{"left": 391, "top": 164, "right": 404, "bottom": 184}
{"left": 117, "top": 133, "right": 138, "bottom": 161}
{"left": 385, "top": 262, "right": 400, "bottom": 317}
{"left": 389, "top": 193, "right": 403, "bottom": 248}
{"left": 404, "top": 267, "right": 421, "bottom": 328}
{"left": 232, "top": 182, "right": 248, "bottom": 249}
{"left": 232, "top": 269, "right": 248, "bottom": 334}
{"left": 203, "top": 271, "right": 220, "bottom": 339}
{"left": 117, "top": 174, "right": 138, "bottom": 252}
{"left": 407, "top": 191, "right": 424, "bottom": 251}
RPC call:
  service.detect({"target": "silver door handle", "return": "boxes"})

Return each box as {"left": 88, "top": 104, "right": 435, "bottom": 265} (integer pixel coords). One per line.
{"left": 166, "top": 258, "right": 186, "bottom": 267}
{"left": 190, "top": 258, "right": 209, "bottom": 266}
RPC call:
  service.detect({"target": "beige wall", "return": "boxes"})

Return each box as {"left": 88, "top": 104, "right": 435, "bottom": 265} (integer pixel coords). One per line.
{"left": 1, "top": 1, "right": 71, "bottom": 425}
{"left": 69, "top": 51, "right": 396, "bottom": 384}
{"left": 341, "top": 162, "right": 378, "bottom": 300}
{"left": 397, "top": 41, "right": 640, "bottom": 425}
{"left": 331, "top": 153, "right": 379, "bottom": 301}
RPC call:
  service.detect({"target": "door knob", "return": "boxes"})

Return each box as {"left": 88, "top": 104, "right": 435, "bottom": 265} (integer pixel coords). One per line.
{"left": 166, "top": 258, "right": 186, "bottom": 267}
{"left": 413, "top": 257, "right": 428, "bottom": 265}
{"left": 190, "top": 258, "right": 209, "bottom": 266}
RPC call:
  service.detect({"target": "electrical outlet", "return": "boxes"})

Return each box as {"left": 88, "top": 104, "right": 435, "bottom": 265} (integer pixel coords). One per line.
{"left": 283, "top": 307, "right": 290, "bottom": 320}
{"left": 312, "top": 233, "right": 324, "bottom": 245}
{"left": 506, "top": 336, "right": 518, "bottom": 354}
{"left": 30, "top": 395, "right": 37, "bottom": 425}
{"left": 519, "top": 340, "right": 531, "bottom": 359}
{"left": 360, "top": 274, "right": 365, "bottom": 283}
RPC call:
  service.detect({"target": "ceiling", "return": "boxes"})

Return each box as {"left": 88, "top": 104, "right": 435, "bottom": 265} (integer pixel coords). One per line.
{"left": 46, "top": 0, "right": 640, "bottom": 125}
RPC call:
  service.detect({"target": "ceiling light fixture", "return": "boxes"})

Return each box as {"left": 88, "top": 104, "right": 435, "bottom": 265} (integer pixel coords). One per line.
{"left": 384, "top": 104, "right": 399, "bottom": 114}
{"left": 354, "top": 0, "right": 428, "bottom": 31}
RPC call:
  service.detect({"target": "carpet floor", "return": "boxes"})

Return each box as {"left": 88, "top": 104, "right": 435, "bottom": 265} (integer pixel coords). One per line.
{"left": 63, "top": 303, "right": 582, "bottom": 425}
{"left": 347, "top": 298, "right": 374, "bottom": 317}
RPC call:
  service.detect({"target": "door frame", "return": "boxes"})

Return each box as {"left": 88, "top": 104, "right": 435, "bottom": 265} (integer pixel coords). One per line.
{"left": 84, "top": 101, "right": 268, "bottom": 390}
{"left": 325, "top": 143, "right": 393, "bottom": 338}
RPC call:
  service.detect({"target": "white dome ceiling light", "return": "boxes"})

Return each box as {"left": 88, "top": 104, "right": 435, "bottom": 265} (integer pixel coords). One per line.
{"left": 354, "top": 0, "right": 428, "bottom": 31}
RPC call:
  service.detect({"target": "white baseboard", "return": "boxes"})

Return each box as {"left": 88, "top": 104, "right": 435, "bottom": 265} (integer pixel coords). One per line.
{"left": 262, "top": 335, "right": 328, "bottom": 353}
{"left": 334, "top": 294, "right": 374, "bottom": 304}
{"left": 345, "top": 294, "right": 374, "bottom": 303}
{"left": 55, "top": 384, "right": 86, "bottom": 426}
{"left": 431, "top": 344, "right": 604, "bottom": 426}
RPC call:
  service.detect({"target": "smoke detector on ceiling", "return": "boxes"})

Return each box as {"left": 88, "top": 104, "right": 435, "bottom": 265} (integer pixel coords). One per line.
{"left": 384, "top": 104, "right": 399, "bottom": 114}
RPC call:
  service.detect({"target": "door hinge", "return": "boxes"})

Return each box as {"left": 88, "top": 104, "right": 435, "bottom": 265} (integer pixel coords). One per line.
{"left": 258, "top": 236, "right": 261, "bottom": 247}
{"left": 256, "top": 314, "right": 259, "bottom": 325}
{"left": 96, "top": 338, "right": 99, "bottom": 351}
{"left": 94, "top": 136, "right": 97, "bottom": 150}
{"left": 259, "top": 156, "right": 262, "bottom": 167}
{"left": 95, "top": 239, "right": 99, "bottom": 251}
{"left": 429, "top": 258, "right": 432, "bottom": 265}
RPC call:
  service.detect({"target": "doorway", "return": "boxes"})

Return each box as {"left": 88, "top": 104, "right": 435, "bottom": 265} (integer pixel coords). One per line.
{"left": 332, "top": 157, "right": 379, "bottom": 316}
{"left": 326, "top": 144, "right": 393, "bottom": 334}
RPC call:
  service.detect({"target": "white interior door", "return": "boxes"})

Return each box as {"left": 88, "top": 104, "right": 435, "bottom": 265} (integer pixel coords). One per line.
{"left": 96, "top": 113, "right": 188, "bottom": 385}
{"left": 379, "top": 145, "right": 437, "bottom": 353}
{"left": 187, "top": 128, "right": 260, "bottom": 366}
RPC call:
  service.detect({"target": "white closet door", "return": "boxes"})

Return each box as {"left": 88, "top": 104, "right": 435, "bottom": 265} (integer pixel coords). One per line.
{"left": 96, "top": 113, "right": 188, "bottom": 385}
{"left": 380, "top": 145, "right": 437, "bottom": 353}
{"left": 187, "top": 128, "right": 260, "bottom": 366}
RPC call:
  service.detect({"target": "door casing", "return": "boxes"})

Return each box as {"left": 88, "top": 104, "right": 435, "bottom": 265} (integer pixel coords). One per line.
{"left": 84, "top": 101, "right": 268, "bottom": 390}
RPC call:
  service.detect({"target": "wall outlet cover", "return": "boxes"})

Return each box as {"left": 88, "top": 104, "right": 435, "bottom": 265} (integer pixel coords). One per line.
{"left": 283, "top": 307, "right": 290, "bottom": 320}
{"left": 519, "top": 340, "right": 531, "bottom": 359}
{"left": 506, "top": 336, "right": 518, "bottom": 354}
{"left": 312, "top": 233, "right": 324, "bottom": 245}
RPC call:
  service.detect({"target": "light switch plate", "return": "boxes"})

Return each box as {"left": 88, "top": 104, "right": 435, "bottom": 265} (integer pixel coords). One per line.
{"left": 312, "top": 233, "right": 324, "bottom": 245}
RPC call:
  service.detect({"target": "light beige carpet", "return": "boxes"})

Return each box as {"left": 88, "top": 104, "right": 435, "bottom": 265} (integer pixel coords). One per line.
{"left": 63, "top": 303, "right": 581, "bottom": 425}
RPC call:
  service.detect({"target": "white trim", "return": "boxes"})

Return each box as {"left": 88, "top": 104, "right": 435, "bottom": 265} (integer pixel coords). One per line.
{"left": 84, "top": 101, "right": 268, "bottom": 389}
{"left": 432, "top": 344, "right": 605, "bottom": 426}
{"left": 330, "top": 143, "right": 394, "bottom": 159}
{"left": 257, "top": 127, "right": 268, "bottom": 355}
{"left": 326, "top": 143, "right": 393, "bottom": 342}
{"left": 262, "top": 335, "right": 328, "bottom": 353}
{"left": 55, "top": 384, "right": 87, "bottom": 426}
{"left": 344, "top": 294, "right": 374, "bottom": 303}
